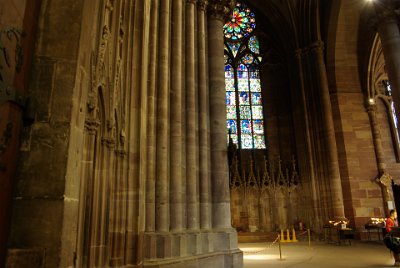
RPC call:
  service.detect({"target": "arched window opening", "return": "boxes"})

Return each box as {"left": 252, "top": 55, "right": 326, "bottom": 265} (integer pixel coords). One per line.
{"left": 223, "top": 2, "right": 265, "bottom": 149}
{"left": 383, "top": 80, "right": 400, "bottom": 146}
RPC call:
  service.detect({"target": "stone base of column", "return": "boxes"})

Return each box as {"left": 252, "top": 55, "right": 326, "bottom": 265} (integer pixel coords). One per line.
{"left": 143, "top": 229, "right": 243, "bottom": 268}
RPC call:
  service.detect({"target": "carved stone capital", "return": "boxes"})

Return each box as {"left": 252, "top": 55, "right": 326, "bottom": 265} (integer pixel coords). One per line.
{"left": 101, "top": 136, "right": 116, "bottom": 148}
{"left": 207, "top": 0, "right": 235, "bottom": 21}
{"left": 378, "top": 172, "right": 392, "bottom": 187}
{"left": 197, "top": 0, "right": 208, "bottom": 11}
{"left": 84, "top": 118, "right": 101, "bottom": 134}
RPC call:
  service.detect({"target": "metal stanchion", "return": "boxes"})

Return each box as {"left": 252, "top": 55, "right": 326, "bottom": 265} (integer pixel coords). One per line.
{"left": 308, "top": 228, "right": 311, "bottom": 247}
{"left": 278, "top": 234, "right": 283, "bottom": 261}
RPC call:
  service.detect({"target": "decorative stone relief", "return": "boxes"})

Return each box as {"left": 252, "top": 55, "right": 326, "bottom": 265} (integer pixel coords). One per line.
{"left": 207, "top": 0, "right": 235, "bottom": 20}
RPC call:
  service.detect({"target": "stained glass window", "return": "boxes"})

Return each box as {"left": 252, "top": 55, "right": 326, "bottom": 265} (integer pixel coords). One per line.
{"left": 224, "top": 2, "right": 266, "bottom": 149}
{"left": 383, "top": 80, "right": 400, "bottom": 144}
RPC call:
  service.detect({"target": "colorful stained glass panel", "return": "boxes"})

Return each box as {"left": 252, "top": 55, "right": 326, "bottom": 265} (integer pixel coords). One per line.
{"left": 253, "top": 119, "right": 264, "bottom": 134}
{"left": 225, "top": 78, "right": 235, "bottom": 91}
{"left": 251, "top": 93, "right": 262, "bottom": 105}
{"left": 254, "top": 135, "right": 266, "bottom": 149}
{"left": 239, "top": 106, "right": 251, "bottom": 119}
{"left": 238, "top": 78, "right": 248, "bottom": 91}
{"left": 227, "top": 119, "right": 237, "bottom": 134}
{"left": 227, "top": 134, "right": 238, "bottom": 145}
{"left": 241, "top": 120, "right": 252, "bottom": 134}
{"left": 252, "top": 106, "right": 263, "bottom": 119}
{"left": 227, "top": 42, "right": 241, "bottom": 57}
{"left": 242, "top": 54, "right": 254, "bottom": 65}
{"left": 239, "top": 92, "right": 249, "bottom": 105}
{"left": 225, "top": 64, "right": 234, "bottom": 78}
{"left": 223, "top": 2, "right": 256, "bottom": 41}
{"left": 248, "top": 36, "right": 259, "bottom": 54}
{"left": 226, "top": 92, "right": 236, "bottom": 105}
{"left": 250, "top": 79, "right": 261, "bottom": 92}
{"left": 226, "top": 106, "right": 236, "bottom": 119}
{"left": 241, "top": 134, "right": 253, "bottom": 149}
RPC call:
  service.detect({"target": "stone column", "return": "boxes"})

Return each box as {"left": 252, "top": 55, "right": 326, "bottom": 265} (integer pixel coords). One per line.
{"left": 367, "top": 104, "right": 393, "bottom": 216}
{"left": 0, "top": 1, "right": 40, "bottom": 265}
{"left": 207, "top": 0, "right": 234, "bottom": 229}
{"left": 374, "top": 5, "right": 400, "bottom": 121}
{"left": 156, "top": 0, "right": 171, "bottom": 233}
{"left": 170, "top": 0, "right": 184, "bottom": 232}
{"left": 310, "top": 41, "right": 345, "bottom": 219}
{"left": 186, "top": 0, "right": 200, "bottom": 230}
{"left": 197, "top": 0, "right": 212, "bottom": 230}
{"left": 295, "top": 50, "right": 321, "bottom": 230}
{"left": 145, "top": 0, "right": 160, "bottom": 233}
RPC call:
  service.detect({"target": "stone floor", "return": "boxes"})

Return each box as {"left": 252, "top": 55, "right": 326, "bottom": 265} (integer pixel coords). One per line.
{"left": 240, "top": 240, "right": 396, "bottom": 268}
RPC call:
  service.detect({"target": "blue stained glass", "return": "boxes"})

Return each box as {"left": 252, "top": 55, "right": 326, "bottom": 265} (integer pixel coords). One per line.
{"left": 242, "top": 54, "right": 254, "bottom": 65}
{"left": 239, "top": 92, "right": 249, "bottom": 105}
{"left": 253, "top": 120, "right": 264, "bottom": 134}
{"left": 248, "top": 36, "right": 259, "bottom": 54}
{"left": 226, "top": 106, "right": 236, "bottom": 119}
{"left": 252, "top": 106, "right": 263, "bottom": 119}
{"left": 226, "top": 92, "right": 236, "bottom": 105}
{"left": 241, "top": 120, "right": 252, "bottom": 134}
{"left": 240, "top": 106, "right": 251, "bottom": 119}
{"left": 241, "top": 134, "right": 253, "bottom": 148}
{"left": 251, "top": 93, "right": 262, "bottom": 105}
{"left": 227, "top": 119, "right": 237, "bottom": 134}
{"left": 227, "top": 42, "right": 241, "bottom": 57}
{"left": 225, "top": 64, "right": 234, "bottom": 78}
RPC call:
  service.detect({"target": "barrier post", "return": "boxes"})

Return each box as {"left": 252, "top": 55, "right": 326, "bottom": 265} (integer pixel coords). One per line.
{"left": 308, "top": 228, "right": 311, "bottom": 247}
{"left": 278, "top": 235, "right": 283, "bottom": 260}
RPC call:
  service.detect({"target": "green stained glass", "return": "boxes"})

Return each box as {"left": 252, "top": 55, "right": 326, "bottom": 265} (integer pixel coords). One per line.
{"left": 240, "top": 106, "right": 251, "bottom": 119}
{"left": 225, "top": 79, "right": 235, "bottom": 91}
{"left": 252, "top": 106, "right": 263, "bottom": 119}
{"left": 250, "top": 78, "right": 261, "bottom": 92}
{"left": 251, "top": 93, "right": 262, "bottom": 105}
{"left": 238, "top": 78, "right": 248, "bottom": 91}
{"left": 223, "top": 2, "right": 256, "bottom": 41}
{"left": 226, "top": 106, "right": 236, "bottom": 119}
{"left": 248, "top": 36, "right": 259, "bottom": 54}
{"left": 227, "top": 134, "right": 238, "bottom": 145}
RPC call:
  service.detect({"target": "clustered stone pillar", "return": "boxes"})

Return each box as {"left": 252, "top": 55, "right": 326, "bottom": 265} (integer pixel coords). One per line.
{"left": 170, "top": 0, "right": 184, "bottom": 232}
{"left": 207, "top": 0, "right": 234, "bottom": 229}
{"left": 294, "top": 50, "right": 321, "bottom": 230}
{"left": 186, "top": 0, "right": 200, "bottom": 231}
{"left": 310, "top": 41, "right": 346, "bottom": 220}
{"left": 156, "top": 0, "right": 171, "bottom": 233}
{"left": 197, "top": 0, "right": 212, "bottom": 230}
{"left": 145, "top": 0, "right": 160, "bottom": 234}
{"left": 367, "top": 104, "right": 393, "bottom": 216}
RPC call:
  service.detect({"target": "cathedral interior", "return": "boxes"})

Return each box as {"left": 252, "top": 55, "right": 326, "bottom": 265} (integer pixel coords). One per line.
{"left": 1, "top": 0, "right": 400, "bottom": 267}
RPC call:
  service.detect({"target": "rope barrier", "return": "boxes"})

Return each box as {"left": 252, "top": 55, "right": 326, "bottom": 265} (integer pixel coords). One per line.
{"left": 241, "top": 229, "right": 313, "bottom": 254}
{"left": 241, "top": 233, "right": 281, "bottom": 254}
